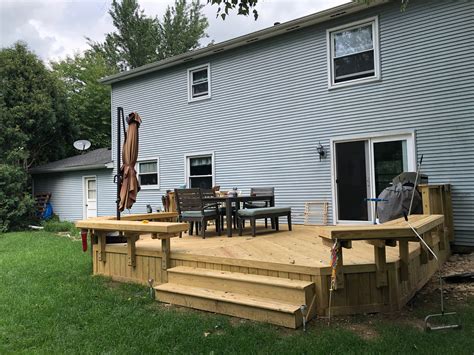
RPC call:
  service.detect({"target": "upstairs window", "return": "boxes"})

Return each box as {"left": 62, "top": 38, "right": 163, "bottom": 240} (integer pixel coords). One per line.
{"left": 137, "top": 159, "right": 159, "bottom": 188}
{"left": 327, "top": 17, "right": 380, "bottom": 88}
{"left": 188, "top": 64, "right": 211, "bottom": 102}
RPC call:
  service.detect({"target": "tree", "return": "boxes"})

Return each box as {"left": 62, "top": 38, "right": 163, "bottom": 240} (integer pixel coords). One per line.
{"left": 89, "top": 0, "right": 159, "bottom": 71}
{"left": 0, "top": 42, "right": 75, "bottom": 169}
{"left": 51, "top": 51, "right": 114, "bottom": 149}
{"left": 157, "top": 0, "right": 209, "bottom": 60}
{"left": 89, "top": 0, "right": 208, "bottom": 71}
{"left": 0, "top": 42, "right": 75, "bottom": 231}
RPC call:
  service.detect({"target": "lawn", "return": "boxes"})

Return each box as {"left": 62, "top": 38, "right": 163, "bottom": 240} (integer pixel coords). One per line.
{"left": 0, "top": 231, "right": 472, "bottom": 354}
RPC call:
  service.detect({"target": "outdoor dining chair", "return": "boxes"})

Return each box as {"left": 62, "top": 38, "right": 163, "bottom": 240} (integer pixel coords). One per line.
{"left": 243, "top": 187, "right": 275, "bottom": 228}
{"left": 174, "top": 188, "right": 221, "bottom": 239}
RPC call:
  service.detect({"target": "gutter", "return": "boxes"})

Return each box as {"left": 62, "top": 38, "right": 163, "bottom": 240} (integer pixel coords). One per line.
{"left": 99, "top": 0, "right": 388, "bottom": 85}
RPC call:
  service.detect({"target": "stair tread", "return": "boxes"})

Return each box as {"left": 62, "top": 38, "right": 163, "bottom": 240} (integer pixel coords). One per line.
{"left": 168, "top": 266, "right": 313, "bottom": 289}
{"left": 155, "top": 283, "right": 303, "bottom": 313}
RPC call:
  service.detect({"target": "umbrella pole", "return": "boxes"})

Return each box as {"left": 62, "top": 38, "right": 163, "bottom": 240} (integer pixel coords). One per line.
{"left": 116, "top": 107, "right": 123, "bottom": 220}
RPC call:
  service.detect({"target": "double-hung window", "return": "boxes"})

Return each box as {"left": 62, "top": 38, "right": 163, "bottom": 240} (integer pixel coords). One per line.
{"left": 186, "top": 153, "right": 214, "bottom": 189}
{"left": 327, "top": 17, "right": 380, "bottom": 88}
{"left": 188, "top": 64, "right": 211, "bottom": 102}
{"left": 137, "top": 159, "right": 159, "bottom": 189}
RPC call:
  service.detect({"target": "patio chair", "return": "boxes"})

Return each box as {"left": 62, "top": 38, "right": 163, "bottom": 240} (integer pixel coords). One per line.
{"left": 243, "top": 187, "right": 275, "bottom": 228}
{"left": 174, "top": 188, "right": 221, "bottom": 239}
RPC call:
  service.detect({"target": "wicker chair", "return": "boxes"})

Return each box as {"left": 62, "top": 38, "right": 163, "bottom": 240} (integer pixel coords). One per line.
{"left": 174, "top": 188, "right": 220, "bottom": 239}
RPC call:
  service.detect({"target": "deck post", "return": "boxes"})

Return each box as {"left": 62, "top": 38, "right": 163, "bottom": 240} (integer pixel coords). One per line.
{"left": 335, "top": 243, "right": 345, "bottom": 290}
{"left": 398, "top": 240, "right": 409, "bottom": 282}
{"left": 98, "top": 232, "right": 106, "bottom": 263}
{"left": 161, "top": 238, "right": 170, "bottom": 270}
{"left": 127, "top": 234, "right": 138, "bottom": 267}
{"left": 374, "top": 244, "right": 388, "bottom": 288}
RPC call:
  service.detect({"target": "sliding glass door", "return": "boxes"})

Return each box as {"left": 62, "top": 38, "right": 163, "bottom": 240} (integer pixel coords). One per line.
{"left": 333, "top": 133, "right": 415, "bottom": 223}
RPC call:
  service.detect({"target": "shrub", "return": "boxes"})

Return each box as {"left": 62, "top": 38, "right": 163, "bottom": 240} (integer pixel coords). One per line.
{"left": 0, "top": 164, "right": 35, "bottom": 232}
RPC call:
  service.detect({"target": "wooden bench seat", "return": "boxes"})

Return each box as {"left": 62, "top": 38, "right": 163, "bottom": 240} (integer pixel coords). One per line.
{"left": 237, "top": 207, "right": 292, "bottom": 237}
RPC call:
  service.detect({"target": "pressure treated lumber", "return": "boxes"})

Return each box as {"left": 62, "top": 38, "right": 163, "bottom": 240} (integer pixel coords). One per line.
{"left": 155, "top": 283, "right": 304, "bottom": 328}
{"left": 315, "top": 215, "right": 444, "bottom": 240}
{"left": 76, "top": 219, "right": 188, "bottom": 234}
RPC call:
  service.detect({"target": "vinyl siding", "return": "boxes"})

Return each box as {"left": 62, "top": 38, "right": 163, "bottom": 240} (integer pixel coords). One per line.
{"left": 110, "top": 0, "right": 474, "bottom": 245}
{"left": 33, "top": 169, "right": 116, "bottom": 221}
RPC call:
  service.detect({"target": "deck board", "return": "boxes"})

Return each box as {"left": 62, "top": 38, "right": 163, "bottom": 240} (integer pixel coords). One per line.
{"left": 135, "top": 224, "right": 420, "bottom": 267}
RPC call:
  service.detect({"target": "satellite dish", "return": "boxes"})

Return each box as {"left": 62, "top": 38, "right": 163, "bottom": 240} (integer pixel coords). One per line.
{"left": 73, "top": 139, "right": 91, "bottom": 152}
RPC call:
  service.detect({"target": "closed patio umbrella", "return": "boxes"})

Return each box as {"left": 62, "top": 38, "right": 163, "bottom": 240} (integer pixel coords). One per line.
{"left": 118, "top": 112, "right": 142, "bottom": 211}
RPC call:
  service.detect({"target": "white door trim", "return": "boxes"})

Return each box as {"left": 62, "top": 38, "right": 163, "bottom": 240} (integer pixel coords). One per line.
{"left": 330, "top": 130, "right": 417, "bottom": 224}
{"left": 82, "top": 175, "right": 97, "bottom": 219}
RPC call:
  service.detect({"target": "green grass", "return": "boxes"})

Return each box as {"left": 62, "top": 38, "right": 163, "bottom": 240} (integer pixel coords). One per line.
{"left": 0, "top": 231, "right": 472, "bottom": 354}
{"left": 41, "top": 218, "right": 79, "bottom": 235}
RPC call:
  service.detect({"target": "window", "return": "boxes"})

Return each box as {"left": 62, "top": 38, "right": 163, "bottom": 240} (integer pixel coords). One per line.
{"left": 137, "top": 159, "right": 159, "bottom": 188}
{"left": 327, "top": 17, "right": 380, "bottom": 88}
{"left": 188, "top": 64, "right": 211, "bottom": 102}
{"left": 186, "top": 153, "right": 214, "bottom": 188}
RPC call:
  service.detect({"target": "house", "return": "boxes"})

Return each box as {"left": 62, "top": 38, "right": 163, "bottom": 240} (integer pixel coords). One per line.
{"left": 31, "top": 148, "right": 115, "bottom": 220}
{"left": 34, "top": 0, "right": 473, "bottom": 248}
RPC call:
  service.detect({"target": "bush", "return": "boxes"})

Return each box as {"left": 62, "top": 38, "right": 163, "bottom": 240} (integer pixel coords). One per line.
{"left": 0, "top": 164, "right": 35, "bottom": 232}
{"left": 41, "top": 219, "right": 79, "bottom": 235}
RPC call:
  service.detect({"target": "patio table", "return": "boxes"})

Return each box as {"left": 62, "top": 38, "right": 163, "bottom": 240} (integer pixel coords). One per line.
{"left": 204, "top": 195, "right": 275, "bottom": 237}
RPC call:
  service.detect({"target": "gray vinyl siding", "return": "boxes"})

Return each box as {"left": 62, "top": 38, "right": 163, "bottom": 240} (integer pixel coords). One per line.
{"left": 33, "top": 169, "right": 115, "bottom": 221}
{"left": 110, "top": 0, "right": 474, "bottom": 245}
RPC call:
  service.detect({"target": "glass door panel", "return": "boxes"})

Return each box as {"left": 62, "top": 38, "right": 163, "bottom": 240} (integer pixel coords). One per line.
{"left": 335, "top": 141, "right": 369, "bottom": 221}
{"left": 373, "top": 140, "right": 408, "bottom": 196}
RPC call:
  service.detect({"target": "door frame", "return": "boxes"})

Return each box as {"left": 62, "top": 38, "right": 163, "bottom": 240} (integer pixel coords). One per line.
{"left": 330, "top": 129, "right": 416, "bottom": 224}
{"left": 82, "top": 175, "right": 98, "bottom": 219}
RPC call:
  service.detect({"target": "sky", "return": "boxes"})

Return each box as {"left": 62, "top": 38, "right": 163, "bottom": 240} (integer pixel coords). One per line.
{"left": 0, "top": 0, "right": 350, "bottom": 63}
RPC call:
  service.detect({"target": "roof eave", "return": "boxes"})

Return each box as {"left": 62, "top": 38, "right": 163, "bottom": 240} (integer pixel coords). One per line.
{"left": 99, "top": 0, "right": 388, "bottom": 85}
{"left": 30, "top": 163, "right": 113, "bottom": 174}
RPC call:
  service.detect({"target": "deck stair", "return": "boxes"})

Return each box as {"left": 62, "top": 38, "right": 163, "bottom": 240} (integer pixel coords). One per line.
{"left": 154, "top": 266, "right": 316, "bottom": 328}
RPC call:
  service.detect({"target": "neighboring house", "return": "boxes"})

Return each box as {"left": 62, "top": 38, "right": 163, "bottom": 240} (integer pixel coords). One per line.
{"left": 30, "top": 148, "right": 116, "bottom": 221}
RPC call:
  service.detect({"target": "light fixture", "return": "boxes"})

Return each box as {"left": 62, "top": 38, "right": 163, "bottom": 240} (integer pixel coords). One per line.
{"left": 317, "top": 142, "right": 325, "bottom": 161}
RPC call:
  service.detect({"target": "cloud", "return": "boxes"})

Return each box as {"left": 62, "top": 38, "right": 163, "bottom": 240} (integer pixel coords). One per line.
{"left": 0, "top": 0, "right": 349, "bottom": 62}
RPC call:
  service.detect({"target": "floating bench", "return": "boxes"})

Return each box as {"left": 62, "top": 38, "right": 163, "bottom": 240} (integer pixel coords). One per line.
{"left": 238, "top": 207, "right": 292, "bottom": 237}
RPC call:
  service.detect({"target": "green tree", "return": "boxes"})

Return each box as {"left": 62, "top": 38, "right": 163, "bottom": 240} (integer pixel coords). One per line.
{"left": 51, "top": 51, "right": 114, "bottom": 149}
{"left": 89, "top": 0, "right": 159, "bottom": 71}
{"left": 90, "top": 0, "right": 208, "bottom": 71}
{"left": 0, "top": 42, "right": 75, "bottom": 169}
{"left": 157, "top": 0, "right": 209, "bottom": 60}
{"left": 0, "top": 42, "right": 74, "bottom": 231}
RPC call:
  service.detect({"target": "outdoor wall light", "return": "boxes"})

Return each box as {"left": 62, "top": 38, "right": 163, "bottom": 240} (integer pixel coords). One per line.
{"left": 317, "top": 142, "right": 326, "bottom": 161}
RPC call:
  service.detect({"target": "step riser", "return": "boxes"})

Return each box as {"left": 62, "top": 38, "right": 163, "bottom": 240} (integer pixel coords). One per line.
{"left": 156, "top": 290, "right": 301, "bottom": 329}
{"left": 168, "top": 272, "right": 311, "bottom": 305}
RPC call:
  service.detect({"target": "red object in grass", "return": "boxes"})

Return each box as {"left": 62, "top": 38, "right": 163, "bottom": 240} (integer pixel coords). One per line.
{"left": 81, "top": 229, "right": 88, "bottom": 252}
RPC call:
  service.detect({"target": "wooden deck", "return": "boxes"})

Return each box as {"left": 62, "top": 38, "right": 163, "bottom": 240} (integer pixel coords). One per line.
{"left": 88, "top": 184, "right": 454, "bottom": 328}
{"left": 94, "top": 221, "right": 448, "bottom": 318}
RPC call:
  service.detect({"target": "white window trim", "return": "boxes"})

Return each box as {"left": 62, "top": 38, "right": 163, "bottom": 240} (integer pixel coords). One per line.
{"left": 82, "top": 175, "right": 98, "bottom": 219}
{"left": 187, "top": 63, "right": 211, "bottom": 102}
{"left": 327, "top": 16, "right": 381, "bottom": 89}
{"left": 330, "top": 130, "right": 417, "bottom": 224}
{"left": 184, "top": 151, "right": 215, "bottom": 188}
{"left": 136, "top": 158, "right": 160, "bottom": 190}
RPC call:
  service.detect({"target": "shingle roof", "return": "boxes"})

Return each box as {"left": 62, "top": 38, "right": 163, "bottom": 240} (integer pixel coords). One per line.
{"left": 30, "top": 148, "right": 112, "bottom": 174}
